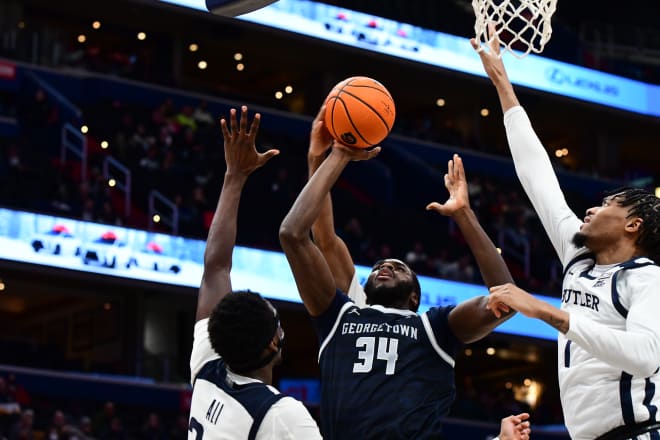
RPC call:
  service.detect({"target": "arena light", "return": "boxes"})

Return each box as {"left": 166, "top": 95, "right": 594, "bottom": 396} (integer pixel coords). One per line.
{"left": 197, "top": 60, "right": 208, "bottom": 70}
{"left": 285, "top": 85, "right": 293, "bottom": 94}
{"left": 92, "top": 21, "right": 101, "bottom": 29}
{"left": 100, "top": 141, "right": 109, "bottom": 149}
{"left": 189, "top": 43, "right": 199, "bottom": 52}
{"left": 435, "top": 98, "right": 446, "bottom": 107}
{"left": 275, "top": 91, "right": 283, "bottom": 99}
{"left": 480, "top": 108, "right": 490, "bottom": 117}
{"left": 236, "top": 63, "right": 245, "bottom": 71}
{"left": 137, "top": 32, "right": 147, "bottom": 41}
{"left": 233, "top": 52, "right": 243, "bottom": 61}
{"left": 77, "top": 34, "right": 87, "bottom": 43}
{"left": 0, "top": 280, "right": 5, "bottom": 291}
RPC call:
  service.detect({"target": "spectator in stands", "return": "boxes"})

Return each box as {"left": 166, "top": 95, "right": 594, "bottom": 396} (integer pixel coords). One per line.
{"left": 8, "top": 408, "right": 34, "bottom": 440}
{"left": 47, "top": 409, "right": 87, "bottom": 440}
{"left": 101, "top": 416, "right": 126, "bottom": 440}
{"left": 92, "top": 402, "right": 115, "bottom": 437}
{"left": 0, "top": 376, "right": 21, "bottom": 435}
{"left": 192, "top": 101, "right": 214, "bottom": 128}
{"left": 139, "top": 412, "right": 167, "bottom": 440}
{"left": 168, "top": 414, "right": 188, "bottom": 439}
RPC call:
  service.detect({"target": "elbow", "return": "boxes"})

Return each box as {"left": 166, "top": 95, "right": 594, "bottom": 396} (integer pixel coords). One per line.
{"left": 279, "top": 222, "right": 308, "bottom": 249}
{"left": 634, "top": 342, "right": 660, "bottom": 377}
{"left": 203, "top": 249, "right": 230, "bottom": 272}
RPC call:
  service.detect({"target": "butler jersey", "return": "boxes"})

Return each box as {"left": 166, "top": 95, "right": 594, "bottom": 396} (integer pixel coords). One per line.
{"left": 559, "top": 254, "right": 660, "bottom": 439}
{"left": 189, "top": 319, "right": 321, "bottom": 440}
{"left": 312, "top": 291, "right": 460, "bottom": 439}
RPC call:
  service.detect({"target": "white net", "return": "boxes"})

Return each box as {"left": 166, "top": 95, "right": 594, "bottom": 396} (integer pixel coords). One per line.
{"left": 472, "top": 0, "right": 558, "bottom": 58}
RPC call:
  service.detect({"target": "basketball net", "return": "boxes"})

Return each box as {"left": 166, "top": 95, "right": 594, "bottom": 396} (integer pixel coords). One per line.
{"left": 472, "top": 0, "right": 557, "bottom": 58}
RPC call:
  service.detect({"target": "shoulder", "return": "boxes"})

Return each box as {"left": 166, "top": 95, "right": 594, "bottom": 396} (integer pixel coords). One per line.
{"left": 619, "top": 259, "right": 660, "bottom": 288}
{"left": 261, "top": 396, "right": 322, "bottom": 438}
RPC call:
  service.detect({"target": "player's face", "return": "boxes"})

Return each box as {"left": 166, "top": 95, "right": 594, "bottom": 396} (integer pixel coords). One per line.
{"left": 577, "top": 195, "right": 635, "bottom": 248}
{"left": 365, "top": 259, "right": 416, "bottom": 308}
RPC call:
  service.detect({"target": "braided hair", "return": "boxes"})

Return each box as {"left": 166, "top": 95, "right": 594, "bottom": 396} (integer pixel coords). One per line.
{"left": 609, "top": 188, "right": 660, "bottom": 263}
{"left": 208, "top": 291, "right": 279, "bottom": 374}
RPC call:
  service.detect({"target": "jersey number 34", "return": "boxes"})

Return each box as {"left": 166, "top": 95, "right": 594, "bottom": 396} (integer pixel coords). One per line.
{"left": 353, "top": 336, "right": 399, "bottom": 375}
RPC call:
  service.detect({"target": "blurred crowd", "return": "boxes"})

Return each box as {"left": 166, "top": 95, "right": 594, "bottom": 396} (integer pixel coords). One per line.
{"left": 0, "top": 375, "right": 188, "bottom": 440}
{"left": 1, "top": 84, "right": 596, "bottom": 297}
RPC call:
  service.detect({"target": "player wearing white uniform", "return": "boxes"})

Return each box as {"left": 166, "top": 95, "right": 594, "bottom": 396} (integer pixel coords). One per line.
{"left": 473, "top": 27, "right": 660, "bottom": 440}
{"left": 189, "top": 106, "right": 321, "bottom": 440}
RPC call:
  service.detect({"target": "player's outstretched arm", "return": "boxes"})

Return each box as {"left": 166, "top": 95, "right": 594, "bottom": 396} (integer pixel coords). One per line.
{"left": 280, "top": 144, "right": 380, "bottom": 316}
{"left": 308, "top": 104, "right": 357, "bottom": 295}
{"left": 196, "top": 106, "right": 279, "bottom": 321}
{"left": 498, "top": 413, "right": 531, "bottom": 440}
{"left": 489, "top": 280, "right": 660, "bottom": 377}
{"left": 427, "top": 154, "right": 515, "bottom": 343}
{"left": 472, "top": 24, "right": 581, "bottom": 264}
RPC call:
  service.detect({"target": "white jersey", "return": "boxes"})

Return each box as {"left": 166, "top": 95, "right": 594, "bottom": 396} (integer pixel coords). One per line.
{"left": 504, "top": 106, "right": 660, "bottom": 440}
{"left": 189, "top": 319, "right": 322, "bottom": 440}
{"left": 347, "top": 271, "right": 367, "bottom": 307}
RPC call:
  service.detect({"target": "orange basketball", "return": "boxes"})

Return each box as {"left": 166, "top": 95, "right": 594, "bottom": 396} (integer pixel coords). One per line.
{"left": 324, "top": 76, "right": 396, "bottom": 149}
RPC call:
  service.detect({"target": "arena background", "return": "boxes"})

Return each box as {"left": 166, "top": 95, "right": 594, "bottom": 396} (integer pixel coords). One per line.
{"left": 0, "top": 0, "right": 658, "bottom": 437}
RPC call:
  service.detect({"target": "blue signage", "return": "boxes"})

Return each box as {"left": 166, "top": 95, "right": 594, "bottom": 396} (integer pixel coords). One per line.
{"left": 0, "top": 207, "right": 560, "bottom": 340}
{"left": 159, "top": 0, "right": 660, "bottom": 117}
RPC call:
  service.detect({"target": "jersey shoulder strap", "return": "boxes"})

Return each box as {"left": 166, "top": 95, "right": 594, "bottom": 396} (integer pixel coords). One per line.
{"left": 247, "top": 393, "right": 287, "bottom": 440}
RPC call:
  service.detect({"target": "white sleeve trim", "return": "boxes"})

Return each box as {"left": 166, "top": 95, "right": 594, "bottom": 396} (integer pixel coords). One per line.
{"left": 318, "top": 301, "right": 354, "bottom": 362}
{"left": 421, "top": 313, "right": 455, "bottom": 368}
{"left": 190, "top": 318, "right": 220, "bottom": 385}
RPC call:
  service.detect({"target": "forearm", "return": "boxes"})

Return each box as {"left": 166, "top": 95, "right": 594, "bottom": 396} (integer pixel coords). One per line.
{"left": 566, "top": 314, "right": 660, "bottom": 377}
{"left": 282, "top": 151, "right": 349, "bottom": 237}
{"left": 308, "top": 154, "right": 336, "bottom": 247}
{"left": 203, "top": 172, "right": 247, "bottom": 270}
{"left": 494, "top": 79, "right": 520, "bottom": 114}
{"left": 452, "top": 208, "right": 512, "bottom": 287}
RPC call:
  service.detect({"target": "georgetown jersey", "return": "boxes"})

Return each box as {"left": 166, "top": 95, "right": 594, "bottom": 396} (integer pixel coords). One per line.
{"left": 560, "top": 254, "right": 660, "bottom": 439}
{"left": 189, "top": 319, "right": 322, "bottom": 440}
{"left": 313, "top": 291, "right": 460, "bottom": 439}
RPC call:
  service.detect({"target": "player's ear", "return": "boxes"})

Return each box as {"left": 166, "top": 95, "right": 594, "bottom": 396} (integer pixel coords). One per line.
{"left": 410, "top": 291, "right": 420, "bottom": 311}
{"left": 625, "top": 216, "right": 643, "bottom": 234}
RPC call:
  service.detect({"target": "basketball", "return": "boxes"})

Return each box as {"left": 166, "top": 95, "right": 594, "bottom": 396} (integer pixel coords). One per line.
{"left": 324, "top": 76, "right": 396, "bottom": 149}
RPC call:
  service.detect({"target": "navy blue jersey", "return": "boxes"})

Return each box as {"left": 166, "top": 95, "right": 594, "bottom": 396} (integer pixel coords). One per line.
{"left": 312, "top": 291, "right": 461, "bottom": 439}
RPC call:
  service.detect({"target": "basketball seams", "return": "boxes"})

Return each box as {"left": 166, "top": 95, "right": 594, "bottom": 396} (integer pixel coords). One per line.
{"left": 338, "top": 89, "right": 392, "bottom": 132}
{"left": 332, "top": 96, "right": 371, "bottom": 146}
{"left": 324, "top": 76, "right": 395, "bottom": 148}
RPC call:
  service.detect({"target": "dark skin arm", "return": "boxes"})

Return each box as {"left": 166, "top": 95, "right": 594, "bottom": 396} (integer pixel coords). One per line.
{"left": 308, "top": 104, "right": 355, "bottom": 293}
{"left": 280, "top": 144, "right": 380, "bottom": 316}
{"left": 196, "top": 106, "right": 279, "bottom": 321}
{"left": 427, "top": 154, "right": 515, "bottom": 343}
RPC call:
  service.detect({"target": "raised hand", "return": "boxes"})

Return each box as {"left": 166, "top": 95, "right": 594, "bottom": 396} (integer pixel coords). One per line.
{"left": 309, "top": 104, "right": 335, "bottom": 159}
{"left": 499, "top": 413, "right": 531, "bottom": 440}
{"left": 332, "top": 143, "right": 381, "bottom": 163}
{"left": 470, "top": 22, "right": 512, "bottom": 91}
{"left": 221, "top": 106, "right": 279, "bottom": 177}
{"left": 426, "top": 153, "right": 470, "bottom": 217}
{"left": 487, "top": 283, "right": 540, "bottom": 319}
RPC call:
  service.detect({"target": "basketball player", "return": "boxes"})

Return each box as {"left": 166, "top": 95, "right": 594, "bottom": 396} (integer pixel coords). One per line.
{"left": 280, "top": 122, "right": 527, "bottom": 438}
{"left": 473, "top": 26, "right": 660, "bottom": 440}
{"left": 189, "top": 106, "right": 321, "bottom": 439}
